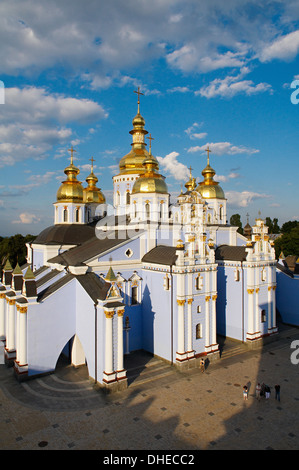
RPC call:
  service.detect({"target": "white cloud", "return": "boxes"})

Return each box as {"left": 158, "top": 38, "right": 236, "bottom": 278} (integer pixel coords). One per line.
{"left": 216, "top": 172, "right": 241, "bottom": 182}
{"left": 197, "top": 67, "right": 272, "bottom": 99}
{"left": 260, "top": 30, "right": 299, "bottom": 62}
{"left": 187, "top": 142, "right": 259, "bottom": 155}
{"left": 12, "top": 212, "right": 41, "bottom": 224}
{"left": 167, "top": 86, "right": 191, "bottom": 93}
{"left": 157, "top": 151, "right": 189, "bottom": 181}
{"left": 0, "top": 87, "right": 108, "bottom": 167}
{"left": 184, "top": 123, "right": 207, "bottom": 140}
{"left": 226, "top": 190, "right": 270, "bottom": 208}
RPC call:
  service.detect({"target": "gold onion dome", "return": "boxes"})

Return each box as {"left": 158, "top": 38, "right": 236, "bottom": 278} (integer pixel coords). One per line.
{"left": 83, "top": 158, "right": 106, "bottom": 204}
{"left": 132, "top": 135, "right": 168, "bottom": 194}
{"left": 196, "top": 147, "right": 225, "bottom": 199}
{"left": 118, "top": 87, "right": 151, "bottom": 175}
{"left": 56, "top": 147, "right": 84, "bottom": 203}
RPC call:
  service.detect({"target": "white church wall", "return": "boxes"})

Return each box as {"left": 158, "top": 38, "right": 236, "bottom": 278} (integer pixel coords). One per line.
{"left": 142, "top": 268, "right": 173, "bottom": 362}
{"left": 27, "top": 279, "right": 77, "bottom": 376}
{"left": 216, "top": 263, "right": 245, "bottom": 341}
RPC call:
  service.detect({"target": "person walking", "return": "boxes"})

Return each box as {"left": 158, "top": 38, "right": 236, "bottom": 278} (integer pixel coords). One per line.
{"left": 256, "top": 382, "right": 261, "bottom": 401}
{"left": 200, "top": 358, "right": 205, "bottom": 373}
{"left": 265, "top": 385, "right": 271, "bottom": 400}
{"left": 243, "top": 385, "right": 248, "bottom": 400}
{"left": 275, "top": 384, "right": 280, "bottom": 402}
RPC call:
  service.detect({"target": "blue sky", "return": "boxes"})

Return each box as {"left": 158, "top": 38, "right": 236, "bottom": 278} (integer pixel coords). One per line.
{"left": 0, "top": 0, "right": 299, "bottom": 236}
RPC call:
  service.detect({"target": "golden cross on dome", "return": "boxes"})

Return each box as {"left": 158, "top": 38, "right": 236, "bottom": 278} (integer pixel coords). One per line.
{"left": 189, "top": 165, "right": 193, "bottom": 177}
{"left": 68, "top": 146, "right": 76, "bottom": 165}
{"left": 89, "top": 156, "right": 95, "bottom": 171}
{"left": 147, "top": 133, "right": 154, "bottom": 153}
{"left": 205, "top": 146, "right": 211, "bottom": 165}
{"left": 134, "top": 86, "right": 144, "bottom": 114}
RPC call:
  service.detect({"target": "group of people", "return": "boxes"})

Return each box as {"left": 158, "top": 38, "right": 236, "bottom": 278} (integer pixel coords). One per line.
{"left": 255, "top": 382, "right": 281, "bottom": 401}
{"left": 242, "top": 382, "right": 281, "bottom": 401}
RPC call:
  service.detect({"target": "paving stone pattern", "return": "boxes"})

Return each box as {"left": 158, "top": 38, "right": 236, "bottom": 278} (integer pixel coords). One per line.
{"left": 0, "top": 324, "right": 299, "bottom": 450}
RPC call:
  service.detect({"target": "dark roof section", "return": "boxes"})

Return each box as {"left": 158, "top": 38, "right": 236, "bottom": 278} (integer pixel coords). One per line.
{"left": 276, "top": 261, "right": 294, "bottom": 278}
{"left": 215, "top": 245, "right": 248, "bottom": 262}
{"left": 33, "top": 224, "right": 95, "bottom": 246}
{"left": 48, "top": 231, "right": 133, "bottom": 266}
{"left": 76, "top": 272, "right": 111, "bottom": 303}
{"left": 33, "top": 265, "right": 49, "bottom": 276}
{"left": 142, "top": 245, "right": 178, "bottom": 266}
{"left": 38, "top": 273, "right": 75, "bottom": 302}
{"left": 36, "top": 269, "right": 60, "bottom": 288}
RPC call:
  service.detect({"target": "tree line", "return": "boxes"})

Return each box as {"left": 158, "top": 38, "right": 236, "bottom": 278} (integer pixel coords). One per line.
{"left": 230, "top": 214, "right": 299, "bottom": 259}
{"left": 0, "top": 234, "right": 36, "bottom": 271}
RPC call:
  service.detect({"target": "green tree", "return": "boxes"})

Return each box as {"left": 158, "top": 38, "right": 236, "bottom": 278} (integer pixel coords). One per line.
{"left": 274, "top": 222, "right": 299, "bottom": 259}
{"left": 230, "top": 213, "right": 243, "bottom": 234}
{"left": 265, "top": 217, "right": 280, "bottom": 234}
{"left": 0, "top": 234, "right": 36, "bottom": 271}
{"left": 280, "top": 220, "right": 299, "bottom": 234}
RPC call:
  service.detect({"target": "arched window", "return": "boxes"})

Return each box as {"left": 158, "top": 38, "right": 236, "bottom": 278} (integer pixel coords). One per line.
{"left": 116, "top": 191, "right": 120, "bottom": 206}
{"left": 219, "top": 205, "right": 223, "bottom": 221}
{"left": 145, "top": 202, "right": 150, "bottom": 218}
{"left": 160, "top": 203, "right": 163, "bottom": 219}
{"left": 126, "top": 191, "right": 130, "bottom": 205}
{"left": 196, "top": 324, "right": 202, "bottom": 339}
{"left": 75, "top": 208, "right": 80, "bottom": 223}
{"left": 63, "top": 208, "right": 68, "bottom": 223}
{"left": 261, "top": 309, "right": 266, "bottom": 323}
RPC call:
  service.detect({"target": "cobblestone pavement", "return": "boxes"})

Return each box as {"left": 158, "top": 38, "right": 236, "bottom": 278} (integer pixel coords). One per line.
{"left": 0, "top": 324, "right": 299, "bottom": 451}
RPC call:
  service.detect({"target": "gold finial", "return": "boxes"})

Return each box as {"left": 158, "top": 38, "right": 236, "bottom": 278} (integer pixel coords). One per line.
{"left": 189, "top": 166, "right": 193, "bottom": 177}
{"left": 89, "top": 156, "right": 95, "bottom": 172}
{"left": 205, "top": 146, "right": 211, "bottom": 165}
{"left": 147, "top": 134, "right": 154, "bottom": 154}
{"left": 134, "top": 86, "right": 144, "bottom": 114}
{"left": 68, "top": 146, "right": 76, "bottom": 165}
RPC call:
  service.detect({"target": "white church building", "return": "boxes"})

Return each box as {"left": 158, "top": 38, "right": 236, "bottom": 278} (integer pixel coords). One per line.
{"left": 0, "top": 92, "right": 278, "bottom": 391}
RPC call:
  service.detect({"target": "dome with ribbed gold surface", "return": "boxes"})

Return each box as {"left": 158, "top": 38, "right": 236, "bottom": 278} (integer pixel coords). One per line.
{"left": 132, "top": 137, "right": 168, "bottom": 195}
{"left": 118, "top": 88, "right": 152, "bottom": 175}
{"left": 83, "top": 158, "right": 106, "bottom": 204}
{"left": 56, "top": 147, "right": 84, "bottom": 203}
{"left": 196, "top": 147, "right": 225, "bottom": 199}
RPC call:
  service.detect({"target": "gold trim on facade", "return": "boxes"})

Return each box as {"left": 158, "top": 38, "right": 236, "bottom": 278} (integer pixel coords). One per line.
{"left": 104, "top": 310, "right": 115, "bottom": 319}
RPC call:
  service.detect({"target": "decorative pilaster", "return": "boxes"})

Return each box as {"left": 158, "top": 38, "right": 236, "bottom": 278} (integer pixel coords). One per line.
{"left": 103, "top": 309, "right": 116, "bottom": 384}
{"left": 14, "top": 306, "right": 28, "bottom": 375}
{"left": 211, "top": 294, "right": 218, "bottom": 349}
{"left": 255, "top": 288, "right": 261, "bottom": 338}
{"left": 246, "top": 288, "right": 255, "bottom": 341}
{"left": 5, "top": 298, "right": 16, "bottom": 365}
{"left": 0, "top": 292, "right": 5, "bottom": 341}
{"left": 176, "top": 299, "right": 187, "bottom": 362}
{"left": 205, "top": 295, "right": 211, "bottom": 353}
{"left": 186, "top": 298, "right": 195, "bottom": 359}
{"left": 116, "top": 309, "right": 127, "bottom": 382}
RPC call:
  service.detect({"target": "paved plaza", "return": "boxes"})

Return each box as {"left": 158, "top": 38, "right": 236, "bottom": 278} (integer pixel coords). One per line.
{"left": 0, "top": 323, "right": 299, "bottom": 451}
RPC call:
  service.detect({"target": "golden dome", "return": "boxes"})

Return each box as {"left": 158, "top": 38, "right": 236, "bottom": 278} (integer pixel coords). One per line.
{"left": 56, "top": 148, "right": 84, "bottom": 203}
{"left": 132, "top": 143, "right": 168, "bottom": 195}
{"left": 196, "top": 147, "right": 225, "bottom": 200}
{"left": 83, "top": 159, "right": 106, "bottom": 204}
{"left": 118, "top": 88, "right": 151, "bottom": 175}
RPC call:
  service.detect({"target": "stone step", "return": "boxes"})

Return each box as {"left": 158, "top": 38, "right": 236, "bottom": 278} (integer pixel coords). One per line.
{"left": 126, "top": 360, "right": 175, "bottom": 387}
{"left": 220, "top": 346, "right": 246, "bottom": 359}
